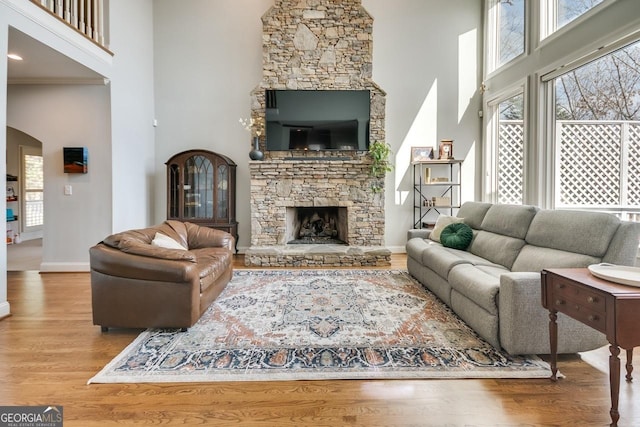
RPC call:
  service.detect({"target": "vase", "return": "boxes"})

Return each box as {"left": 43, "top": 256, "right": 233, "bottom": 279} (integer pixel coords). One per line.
{"left": 249, "top": 137, "right": 264, "bottom": 161}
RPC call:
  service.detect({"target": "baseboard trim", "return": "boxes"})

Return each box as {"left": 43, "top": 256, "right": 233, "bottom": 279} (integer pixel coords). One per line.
{"left": 39, "top": 262, "right": 90, "bottom": 272}
{"left": 0, "top": 301, "right": 11, "bottom": 319}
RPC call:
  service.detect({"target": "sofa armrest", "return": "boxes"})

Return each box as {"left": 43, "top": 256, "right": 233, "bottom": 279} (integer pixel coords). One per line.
{"left": 499, "top": 272, "right": 606, "bottom": 355}
{"left": 407, "top": 228, "right": 431, "bottom": 241}
{"left": 498, "top": 272, "right": 546, "bottom": 354}
{"left": 185, "top": 222, "right": 235, "bottom": 251}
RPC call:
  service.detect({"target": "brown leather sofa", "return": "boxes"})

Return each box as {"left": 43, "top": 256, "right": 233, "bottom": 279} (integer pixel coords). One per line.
{"left": 89, "top": 220, "right": 234, "bottom": 331}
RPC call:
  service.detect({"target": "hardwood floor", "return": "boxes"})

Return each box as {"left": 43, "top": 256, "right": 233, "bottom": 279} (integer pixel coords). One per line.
{"left": 0, "top": 254, "right": 637, "bottom": 426}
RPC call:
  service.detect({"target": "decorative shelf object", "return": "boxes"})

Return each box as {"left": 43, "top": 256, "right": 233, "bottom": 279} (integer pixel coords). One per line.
{"left": 588, "top": 263, "right": 640, "bottom": 287}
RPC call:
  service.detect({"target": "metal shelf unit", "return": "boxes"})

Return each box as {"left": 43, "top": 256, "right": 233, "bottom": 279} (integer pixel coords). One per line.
{"left": 412, "top": 159, "right": 463, "bottom": 229}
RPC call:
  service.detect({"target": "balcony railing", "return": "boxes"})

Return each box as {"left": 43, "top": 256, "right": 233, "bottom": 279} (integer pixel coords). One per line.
{"left": 30, "top": 0, "right": 107, "bottom": 49}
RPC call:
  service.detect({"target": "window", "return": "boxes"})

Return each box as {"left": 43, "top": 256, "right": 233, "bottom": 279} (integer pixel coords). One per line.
{"left": 552, "top": 40, "right": 640, "bottom": 219}
{"left": 557, "top": 0, "right": 604, "bottom": 27}
{"left": 542, "top": 0, "right": 606, "bottom": 39}
{"left": 21, "top": 147, "right": 43, "bottom": 232}
{"left": 488, "top": 0, "right": 525, "bottom": 72}
{"left": 488, "top": 91, "right": 525, "bottom": 204}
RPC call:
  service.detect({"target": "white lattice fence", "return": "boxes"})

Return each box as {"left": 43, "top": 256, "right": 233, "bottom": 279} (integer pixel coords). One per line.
{"left": 556, "top": 122, "right": 621, "bottom": 206}
{"left": 628, "top": 123, "right": 640, "bottom": 206}
{"left": 497, "top": 121, "right": 524, "bottom": 204}
{"left": 497, "top": 120, "right": 640, "bottom": 213}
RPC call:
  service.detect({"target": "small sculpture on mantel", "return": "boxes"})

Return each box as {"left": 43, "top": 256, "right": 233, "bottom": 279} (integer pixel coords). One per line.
{"left": 239, "top": 117, "right": 265, "bottom": 161}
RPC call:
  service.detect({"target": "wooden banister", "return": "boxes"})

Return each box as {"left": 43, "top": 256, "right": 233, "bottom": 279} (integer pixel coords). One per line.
{"left": 29, "top": 0, "right": 110, "bottom": 53}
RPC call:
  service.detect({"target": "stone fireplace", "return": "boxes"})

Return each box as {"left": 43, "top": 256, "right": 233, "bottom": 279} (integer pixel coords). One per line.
{"left": 245, "top": 0, "right": 390, "bottom": 267}
{"left": 286, "top": 207, "right": 348, "bottom": 245}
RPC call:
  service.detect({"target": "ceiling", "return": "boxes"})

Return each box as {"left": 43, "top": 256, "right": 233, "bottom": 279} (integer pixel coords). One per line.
{"left": 6, "top": 27, "right": 105, "bottom": 84}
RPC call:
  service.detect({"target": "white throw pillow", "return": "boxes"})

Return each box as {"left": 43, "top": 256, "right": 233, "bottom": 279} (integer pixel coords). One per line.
{"left": 430, "top": 215, "right": 464, "bottom": 243}
{"left": 151, "top": 232, "right": 187, "bottom": 250}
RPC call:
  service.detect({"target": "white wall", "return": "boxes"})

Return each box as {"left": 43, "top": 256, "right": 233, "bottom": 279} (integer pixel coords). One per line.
{"left": 0, "top": 4, "right": 9, "bottom": 318}
{"left": 0, "top": 0, "right": 114, "bottom": 314}
{"left": 109, "top": 0, "right": 156, "bottom": 232}
{"left": 152, "top": 0, "right": 483, "bottom": 252}
{"left": 1, "top": 0, "right": 155, "bottom": 276}
{"left": 7, "top": 84, "right": 112, "bottom": 270}
{"left": 152, "top": 0, "right": 272, "bottom": 248}
{"left": 365, "top": 0, "right": 483, "bottom": 248}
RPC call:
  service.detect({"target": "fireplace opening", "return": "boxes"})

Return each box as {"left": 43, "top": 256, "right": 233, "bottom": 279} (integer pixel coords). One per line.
{"left": 286, "top": 207, "right": 348, "bottom": 245}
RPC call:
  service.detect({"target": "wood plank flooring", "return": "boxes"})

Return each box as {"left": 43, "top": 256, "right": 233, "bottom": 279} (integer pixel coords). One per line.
{"left": 0, "top": 254, "right": 637, "bottom": 426}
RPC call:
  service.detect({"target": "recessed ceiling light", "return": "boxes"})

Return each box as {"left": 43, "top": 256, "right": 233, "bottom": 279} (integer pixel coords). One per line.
{"left": 7, "top": 53, "right": 23, "bottom": 61}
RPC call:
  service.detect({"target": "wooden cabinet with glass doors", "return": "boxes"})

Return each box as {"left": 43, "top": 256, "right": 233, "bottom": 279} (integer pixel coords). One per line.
{"left": 166, "top": 150, "right": 238, "bottom": 251}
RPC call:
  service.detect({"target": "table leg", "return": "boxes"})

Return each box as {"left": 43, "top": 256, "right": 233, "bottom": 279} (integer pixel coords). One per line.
{"left": 609, "top": 344, "right": 621, "bottom": 427}
{"left": 625, "top": 348, "right": 633, "bottom": 382}
{"left": 549, "top": 310, "right": 558, "bottom": 381}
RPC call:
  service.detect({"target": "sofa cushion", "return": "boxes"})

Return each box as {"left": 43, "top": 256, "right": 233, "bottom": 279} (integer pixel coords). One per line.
{"left": 152, "top": 232, "right": 187, "bottom": 250}
{"left": 468, "top": 230, "right": 526, "bottom": 269}
{"left": 192, "top": 248, "right": 233, "bottom": 292}
{"left": 440, "top": 223, "right": 473, "bottom": 250}
{"left": 603, "top": 221, "right": 640, "bottom": 265}
{"left": 449, "top": 264, "right": 508, "bottom": 315}
{"left": 419, "top": 244, "right": 503, "bottom": 279}
{"left": 480, "top": 204, "right": 538, "bottom": 239}
{"left": 456, "top": 201, "right": 492, "bottom": 229}
{"left": 511, "top": 245, "right": 602, "bottom": 272}
{"left": 420, "top": 245, "right": 472, "bottom": 279}
{"left": 430, "top": 215, "right": 464, "bottom": 243}
{"left": 525, "top": 209, "right": 620, "bottom": 258}
{"left": 405, "top": 237, "right": 438, "bottom": 262}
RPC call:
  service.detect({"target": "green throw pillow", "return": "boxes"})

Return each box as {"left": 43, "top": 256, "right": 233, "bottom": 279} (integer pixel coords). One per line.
{"left": 440, "top": 222, "right": 473, "bottom": 250}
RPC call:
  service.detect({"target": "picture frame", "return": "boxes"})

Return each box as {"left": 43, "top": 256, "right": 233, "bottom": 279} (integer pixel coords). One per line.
{"left": 438, "top": 139, "right": 454, "bottom": 160}
{"left": 63, "top": 147, "right": 88, "bottom": 174}
{"left": 411, "top": 146, "right": 434, "bottom": 163}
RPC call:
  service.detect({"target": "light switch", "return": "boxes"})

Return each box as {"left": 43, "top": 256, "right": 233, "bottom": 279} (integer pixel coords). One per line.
{"left": 64, "top": 185, "right": 72, "bottom": 195}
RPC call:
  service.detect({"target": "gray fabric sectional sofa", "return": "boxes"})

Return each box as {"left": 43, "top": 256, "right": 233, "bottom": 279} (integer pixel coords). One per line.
{"left": 406, "top": 201, "right": 640, "bottom": 355}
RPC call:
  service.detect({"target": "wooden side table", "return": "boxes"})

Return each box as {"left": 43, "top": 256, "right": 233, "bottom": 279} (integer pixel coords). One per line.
{"left": 541, "top": 268, "right": 640, "bottom": 427}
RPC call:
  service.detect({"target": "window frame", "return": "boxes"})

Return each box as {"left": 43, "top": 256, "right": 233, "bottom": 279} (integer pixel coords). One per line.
{"left": 484, "top": 82, "right": 528, "bottom": 203}
{"left": 485, "top": 0, "right": 528, "bottom": 75}
{"left": 541, "top": 33, "right": 640, "bottom": 210}
{"left": 539, "top": 0, "right": 615, "bottom": 44}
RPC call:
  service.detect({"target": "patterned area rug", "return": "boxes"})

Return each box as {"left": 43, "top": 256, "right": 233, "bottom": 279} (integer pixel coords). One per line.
{"left": 89, "top": 270, "right": 552, "bottom": 383}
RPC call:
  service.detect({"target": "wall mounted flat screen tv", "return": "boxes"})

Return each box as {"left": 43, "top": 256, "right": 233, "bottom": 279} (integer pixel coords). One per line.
{"left": 265, "top": 89, "right": 371, "bottom": 151}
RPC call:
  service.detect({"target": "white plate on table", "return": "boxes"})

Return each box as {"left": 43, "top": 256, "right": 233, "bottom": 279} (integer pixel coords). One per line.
{"left": 587, "top": 263, "right": 640, "bottom": 287}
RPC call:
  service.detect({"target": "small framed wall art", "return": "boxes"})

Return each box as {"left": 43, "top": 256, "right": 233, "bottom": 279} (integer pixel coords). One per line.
{"left": 438, "top": 139, "right": 454, "bottom": 160}
{"left": 63, "top": 147, "right": 88, "bottom": 174}
{"left": 411, "top": 146, "right": 434, "bottom": 163}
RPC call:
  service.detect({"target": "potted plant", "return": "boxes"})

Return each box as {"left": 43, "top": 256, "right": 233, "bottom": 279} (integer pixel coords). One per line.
{"left": 369, "top": 141, "right": 393, "bottom": 192}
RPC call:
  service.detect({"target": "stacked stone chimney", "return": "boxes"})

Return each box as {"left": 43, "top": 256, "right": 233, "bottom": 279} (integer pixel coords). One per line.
{"left": 246, "top": 0, "right": 390, "bottom": 267}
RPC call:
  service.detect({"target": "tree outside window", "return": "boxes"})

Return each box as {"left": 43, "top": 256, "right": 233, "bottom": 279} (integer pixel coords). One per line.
{"left": 497, "top": 0, "right": 525, "bottom": 67}
{"left": 557, "top": 0, "right": 604, "bottom": 29}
